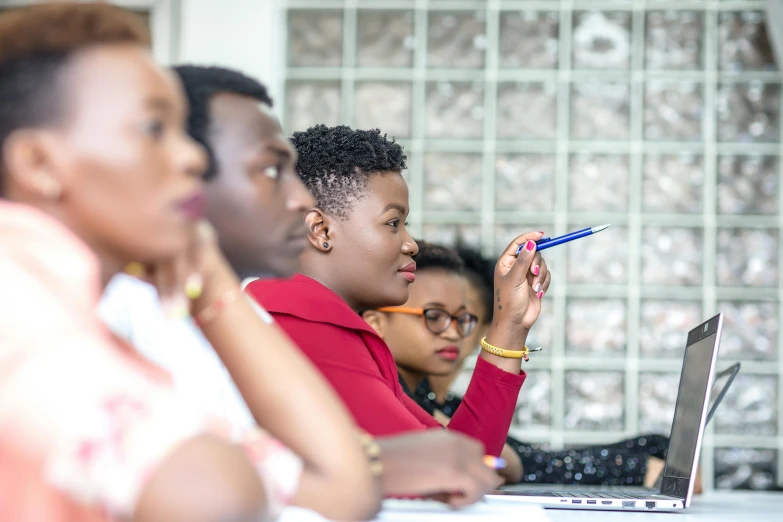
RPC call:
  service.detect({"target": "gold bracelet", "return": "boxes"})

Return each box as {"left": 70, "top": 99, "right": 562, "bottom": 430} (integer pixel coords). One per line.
{"left": 195, "top": 288, "right": 241, "bottom": 327}
{"left": 480, "top": 336, "right": 531, "bottom": 361}
{"left": 358, "top": 432, "right": 383, "bottom": 477}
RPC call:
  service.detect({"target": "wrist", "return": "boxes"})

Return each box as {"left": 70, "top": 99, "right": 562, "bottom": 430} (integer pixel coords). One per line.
{"left": 485, "top": 322, "right": 529, "bottom": 352}
{"left": 192, "top": 258, "right": 240, "bottom": 318}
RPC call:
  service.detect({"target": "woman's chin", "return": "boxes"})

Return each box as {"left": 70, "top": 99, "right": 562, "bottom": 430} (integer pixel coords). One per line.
{"left": 379, "top": 286, "right": 410, "bottom": 307}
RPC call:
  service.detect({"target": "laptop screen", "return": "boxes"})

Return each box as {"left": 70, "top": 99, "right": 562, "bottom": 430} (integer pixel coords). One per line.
{"left": 660, "top": 314, "right": 721, "bottom": 503}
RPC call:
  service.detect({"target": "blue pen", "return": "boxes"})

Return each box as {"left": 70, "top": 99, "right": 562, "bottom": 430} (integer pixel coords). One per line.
{"left": 515, "top": 224, "right": 611, "bottom": 256}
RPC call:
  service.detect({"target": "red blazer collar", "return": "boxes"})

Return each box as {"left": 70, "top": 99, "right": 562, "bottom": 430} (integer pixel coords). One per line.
{"left": 245, "top": 274, "right": 379, "bottom": 337}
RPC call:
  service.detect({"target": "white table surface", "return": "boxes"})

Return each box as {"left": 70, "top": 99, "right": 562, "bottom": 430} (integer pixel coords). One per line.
{"left": 490, "top": 491, "right": 783, "bottom": 522}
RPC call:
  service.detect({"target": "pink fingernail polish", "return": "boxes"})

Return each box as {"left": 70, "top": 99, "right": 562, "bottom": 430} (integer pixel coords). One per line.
{"left": 526, "top": 240, "right": 535, "bottom": 252}
{"left": 537, "top": 291, "right": 544, "bottom": 299}
{"left": 533, "top": 265, "right": 540, "bottom": 276}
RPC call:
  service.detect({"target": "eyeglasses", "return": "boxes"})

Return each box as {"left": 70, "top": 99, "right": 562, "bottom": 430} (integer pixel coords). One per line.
{"left": 377, "top": 307, "right": 478, "bottom": 338}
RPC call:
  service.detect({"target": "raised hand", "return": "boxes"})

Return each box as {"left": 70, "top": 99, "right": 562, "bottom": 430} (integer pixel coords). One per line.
{"left": 484, "top": 232, "right": 551, "bottom": 353}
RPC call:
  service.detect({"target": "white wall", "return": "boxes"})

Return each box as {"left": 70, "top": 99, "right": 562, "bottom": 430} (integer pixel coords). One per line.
{"left": 177, "top": 0, "right": 285, "bottom": 115}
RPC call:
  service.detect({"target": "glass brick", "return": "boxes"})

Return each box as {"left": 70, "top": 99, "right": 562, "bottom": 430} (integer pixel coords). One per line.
{"left": 717, "top": 228, "right": 778, "bottom": 287}
{"left": 514, "top": 371, "right": 552, "bottom": 429}
{"left": 421, "top": 224, "right": 481, "bottom": 250}
{"left": 427, "top": 11, "right": 486, "bottom": 69}
{"left": 719, "top": 11, "right": 777, "bottom": 72}
{"left": 715, "top": 375, "right": 777, "bottom": 436}
{"left": 526, "top": 311, "right": 554, "bottom": 355}
{"left": 571, "top": 81, "right": 630, "bottom": 140}
{"left": 569, "top": 154, "right": 629, "bottom": 212}
{"left": 644, "top": 81, "right": 703, "bottom": 141}
{"left": 717, "top": 156, "right": 779, "bottom": 215}
{"left": 715, "top": 448, "right": 778, "bottom": 490}
{"left": 718, "top": 301, "right": 778, "bottom": 361}
{"left": 640, "top": 301, "right": 702, "bottom": 358}
{"left": 495, "top": 154, "right": 556, "bottom": 212}
{"left": 717, "top": 83, "right": 781, "bottom": 143}
{"left": 572, "top": 11, "right": 631, "bottom": 69}
{"left": 496, "top": 82, "right": 557, "bottom": 140}
{"left": 284, "top": 81, "right": 341, "bottom": 133}
{"left": 642, "top": 154, "right": 704, "bottom": 213}
{"left": 425, "top": 81, "right": 484, "bottom": 139}
{"left": 566, "top": 299, "right": 627, "bottom": 355}
{"left": 423, "top": 153, "right": 482, "bottom": 211}
{"left": 567, "top": 225, "right": 628, "bottom": 284}
{"left": 499, "top": 11, "right": 559, "bottom": 69}
{"left": 357, "top": 10, "right": 414, "bottom": 68}
{"left": 641, "top": 227, "right": 703, "bottom": 286}
{"left": 493, "top": 224, "right": 561, "bottom": 295}
{"left": 645, "top": 10, "right": 703, "bottom": 70}
{"left": 287, "top": 10, "right": 342, "bottom": 67}
{"left": 639, "top": 373, "right": 679, "bottom": 434}
{"left": 565, "top": 371, "right": 625, "bottom": 431}
{"left": 354, "top": 82, "right": 411, "bottom": 138}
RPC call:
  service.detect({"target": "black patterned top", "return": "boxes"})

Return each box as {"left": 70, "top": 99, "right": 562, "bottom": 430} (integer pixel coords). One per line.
{"left": 407, "top": 377, "right": 669, "bottom": 486}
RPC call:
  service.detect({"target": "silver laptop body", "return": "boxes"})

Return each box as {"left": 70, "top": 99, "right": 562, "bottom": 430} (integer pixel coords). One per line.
{"left": 486, "top": 313, "right": 723, "bottom": 512}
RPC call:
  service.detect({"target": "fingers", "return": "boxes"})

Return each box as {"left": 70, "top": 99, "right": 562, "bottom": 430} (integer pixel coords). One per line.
{"left": 185, "top": 222, "right": 212, "bottom": 301}
{"left": 528, "top": 254, "right": 549, "bottom": 298}
{"left": 496, "top": 231, "right": 545, "bottom": 278}
{"left": 164, "top": 254, "right": 190, "bottom": 318}
{"left": 446, "top": 437, "right": 503, "bottom": 508}
{"left": 445, "top": 463, "right": 501, "bottom": 508}
{"left": 507, "top": 236, "right": 538, "bottom": 287}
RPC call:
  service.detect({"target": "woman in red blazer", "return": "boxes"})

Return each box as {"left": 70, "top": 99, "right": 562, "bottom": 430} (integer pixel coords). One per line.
{"left": 246, "top": 124, "right": 551, "bottom": 458}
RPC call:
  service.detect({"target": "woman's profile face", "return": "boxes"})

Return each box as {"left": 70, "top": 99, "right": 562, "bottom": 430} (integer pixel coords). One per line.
{"left": 52, "top": 44, "right": 206, "bottom": 265}
{"left": 329, "top": 172, "right": 419, "bottom": 309}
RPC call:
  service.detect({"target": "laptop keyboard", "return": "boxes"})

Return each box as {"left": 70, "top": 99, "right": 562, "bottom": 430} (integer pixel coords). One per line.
{"left": 509, "top": 492, "right": 640, "bottom": 499}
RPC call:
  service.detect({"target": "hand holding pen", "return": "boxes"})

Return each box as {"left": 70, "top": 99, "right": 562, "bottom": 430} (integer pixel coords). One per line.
{"left": 496, "top": 225, "right": 610, "bottom": 361}
{"left": 483, "top": 231, "right": 551, "bottom": 366}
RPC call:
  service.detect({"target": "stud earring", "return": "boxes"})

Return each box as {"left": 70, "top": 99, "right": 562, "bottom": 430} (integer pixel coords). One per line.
{"left": 323, "top": 242, "right": 329, "bottom": 248}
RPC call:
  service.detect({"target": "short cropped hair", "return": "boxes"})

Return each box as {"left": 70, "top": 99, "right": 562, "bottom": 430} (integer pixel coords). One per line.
{"left": 173, "top": 65, "right": 273, "bottom": 180}
{"left": 0, "top": 2, "right": 150, "bottom": 195}
{"left": 455, "top": 245, "right": 495, "bottom": 324}
{"left": 413, "top": 241, "right": 465, "bottom": 275}
{"left": 289, "top": 124, "right": 407, "bottom": 218}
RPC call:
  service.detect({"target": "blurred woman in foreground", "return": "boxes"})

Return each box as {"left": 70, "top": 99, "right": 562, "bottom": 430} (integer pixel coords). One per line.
{"left": 0, "top": 3, "right": 379, "bottom": 521}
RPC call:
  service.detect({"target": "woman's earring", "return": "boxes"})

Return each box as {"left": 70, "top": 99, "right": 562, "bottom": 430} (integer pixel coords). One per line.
{"left": 323, "top": 242, "right": 329, "bottom": 249}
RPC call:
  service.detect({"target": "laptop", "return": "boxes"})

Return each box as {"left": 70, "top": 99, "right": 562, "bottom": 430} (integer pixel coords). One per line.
{"left": 486, "top": 313, "right": 724, "bottom": 512}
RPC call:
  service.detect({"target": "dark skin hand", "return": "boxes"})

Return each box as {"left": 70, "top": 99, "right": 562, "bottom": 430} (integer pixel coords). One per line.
{"left": 377, "top": 430, "right": 503, "bottom": 507}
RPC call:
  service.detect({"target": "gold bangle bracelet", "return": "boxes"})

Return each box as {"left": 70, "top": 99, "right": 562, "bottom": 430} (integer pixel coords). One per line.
{"left": 358, "top": 432, "right": 383, "bottom": 477}
{"left": 480, "top": 336, "right": 531, "bottom": 361}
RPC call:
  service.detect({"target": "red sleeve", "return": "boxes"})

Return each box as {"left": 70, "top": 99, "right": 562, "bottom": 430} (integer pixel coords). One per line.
{"left": 447, "top": 357, "right": 526, "bottom": 456}
{"left": 273, "top": 314, "right": 440, "bottom": 437}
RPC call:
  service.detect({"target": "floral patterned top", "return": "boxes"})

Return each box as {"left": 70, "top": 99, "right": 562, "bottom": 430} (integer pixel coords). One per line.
{"left": 0, "top": 201, "right": 301, "bottom": 521}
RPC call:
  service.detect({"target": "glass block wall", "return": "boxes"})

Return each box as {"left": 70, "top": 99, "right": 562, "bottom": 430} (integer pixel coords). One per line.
{"left": 282, "top": 0, "right": 783, "bottom": 490}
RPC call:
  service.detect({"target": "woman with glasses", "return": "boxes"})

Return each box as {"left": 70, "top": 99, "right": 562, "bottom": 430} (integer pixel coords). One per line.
{"left": 361, "top": 242, "right": 526, "bottom": 483}
{"left": 411, "top": 245, "right": 677, "bottom": 489}
{"left": 362, "top": 242, "right": 479, "bottom": 396}
{"left": 246, "top": 125, "right": 552, "bottom": 469}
